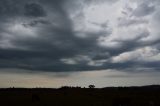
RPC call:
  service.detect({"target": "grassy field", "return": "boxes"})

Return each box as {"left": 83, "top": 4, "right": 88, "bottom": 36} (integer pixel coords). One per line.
{"left": 0, "top": 85, "right": 160, "bottom": 106}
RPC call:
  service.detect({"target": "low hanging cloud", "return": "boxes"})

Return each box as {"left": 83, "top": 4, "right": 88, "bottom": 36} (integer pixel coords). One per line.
{"left": 0, "top": 0, "right": 160, "bottom": 72}
{"left": 111, "top": 47, "right": 159, "bottom": 63}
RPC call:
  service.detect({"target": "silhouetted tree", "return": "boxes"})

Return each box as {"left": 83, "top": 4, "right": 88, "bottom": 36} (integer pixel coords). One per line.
{"left": 60, "top": 86, "right": 70, "bottom": 89}
{"left": 88, "top": 85, "right": 95, "bottom": 88}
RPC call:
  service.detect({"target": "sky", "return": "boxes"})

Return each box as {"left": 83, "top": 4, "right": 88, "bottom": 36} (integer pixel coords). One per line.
{"left": 0, "top": 0, "right": 160, "bottom": 88}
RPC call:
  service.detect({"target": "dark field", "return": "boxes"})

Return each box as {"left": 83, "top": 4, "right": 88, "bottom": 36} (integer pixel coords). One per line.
{"left": 0, "top": 85, "right": 160, "bottom": 106}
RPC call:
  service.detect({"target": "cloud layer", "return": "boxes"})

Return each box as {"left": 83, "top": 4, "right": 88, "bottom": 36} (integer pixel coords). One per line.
{"left": 0, "top": 0, "right": 160, "bottom": 72}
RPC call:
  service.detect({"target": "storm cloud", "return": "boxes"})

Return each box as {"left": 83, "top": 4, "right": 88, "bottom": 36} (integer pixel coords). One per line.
{"left": 0, "top": 0, "right": 160, "bottom": 73}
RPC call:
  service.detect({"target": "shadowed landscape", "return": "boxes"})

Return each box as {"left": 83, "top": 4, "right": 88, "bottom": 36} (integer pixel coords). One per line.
{"left": 0, "top": 85, "right": 160, "bottom": 106}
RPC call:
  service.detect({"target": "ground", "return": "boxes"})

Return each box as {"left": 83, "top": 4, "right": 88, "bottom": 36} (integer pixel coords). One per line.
{"left": 0, "top": 85, "right": 160, "bottom": 106}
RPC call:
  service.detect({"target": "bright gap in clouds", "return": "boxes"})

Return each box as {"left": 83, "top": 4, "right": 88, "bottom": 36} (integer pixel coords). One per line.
{"left": 0, "top": 69, "right": 160, "bottom": 88}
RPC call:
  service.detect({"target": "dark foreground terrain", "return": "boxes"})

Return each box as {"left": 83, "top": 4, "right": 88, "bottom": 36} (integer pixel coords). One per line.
{"left": 0, "top": 85, "right": 160, "bottom": 106}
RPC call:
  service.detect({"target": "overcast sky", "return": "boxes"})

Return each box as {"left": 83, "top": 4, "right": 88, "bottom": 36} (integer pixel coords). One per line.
{"left": 0, "top": 0, "right": 160, "bottom": 88}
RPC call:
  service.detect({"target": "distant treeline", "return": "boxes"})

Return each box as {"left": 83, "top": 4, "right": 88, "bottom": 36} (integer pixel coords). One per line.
{"left": 1, "top": 84, "right": 160, "bottom": 90}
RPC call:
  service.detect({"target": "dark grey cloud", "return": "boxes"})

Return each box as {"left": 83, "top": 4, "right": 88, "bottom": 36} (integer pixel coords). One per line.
{"left": 0, "top": 0, "right": 160, "bottom": 73}
{"left": 0, "top": 0, "right": 108, "bottom": 72}
{"left": 24, "top": 3, "right": 47, "bottom": 17}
